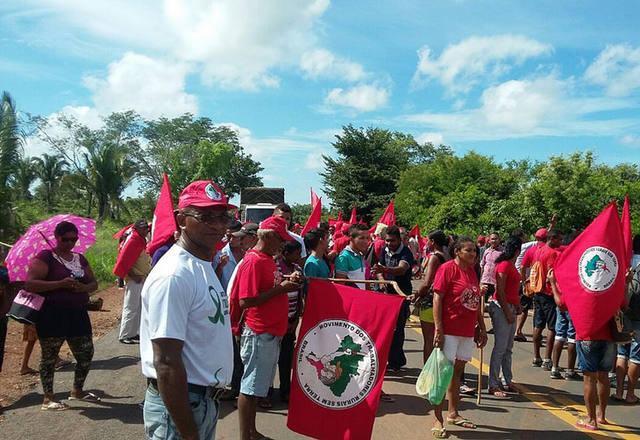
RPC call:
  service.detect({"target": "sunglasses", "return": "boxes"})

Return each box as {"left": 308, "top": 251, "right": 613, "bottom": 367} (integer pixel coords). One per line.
{"left": 61, "top": 236, "right": 78, "bottom": 243}
{"left": 182, "top": 211, "right": 232, "bottom": 226}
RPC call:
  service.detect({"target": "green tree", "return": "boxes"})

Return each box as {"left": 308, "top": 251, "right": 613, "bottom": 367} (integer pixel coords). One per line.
{"left": 136, "top": 114, "right": 263, "bottom": 199}
{"left": 321, "top": 125, "right": 451, "bottom": 223}
{"left": 0, "top": 91, "right": 24, "bottom": 236}
{"left": 33, "top": 153, "right": 68, "bottom": 213}
{"left": 12, "top": 157, "right": 38, "bottom": 200}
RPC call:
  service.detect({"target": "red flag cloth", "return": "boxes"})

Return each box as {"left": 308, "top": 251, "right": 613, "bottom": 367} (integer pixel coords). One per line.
{"left": 409, "top": 224, "right": 420, "bottom": 237}
{"left": 372, "top": 200, "right": 395, "bottom": 229}
{"left": 554, "top": 201, "right": 626, "bottom": 340}
{"left": 234, "top": 211, "right": 240, "bottom": 220}
{"left": 287, "top": 279, "right": 403, "bottom": 440}
{"left": 146, "top": 174, "right": 177, "bottom": 256}
{"left": 349, "top": 206, "right": 357, "bottom": 225}
{"left": 301, "top": 198, "right": 322, "bottom": 238}
{"left": 622, "top": 195, "right": 632, "bottom": 267}
{"left": 113, "top": 223, "right": 133, "bottom": 240}
{"left": 311, "top": 188, "right": 320, "bottom": 208}
{"left": 113, "top": 230, "right": 147, "bottom": 278}
{"left": 337, "top": 210, "right": 343, "bottom": 222}
{"left": 328, "top": 218, "right": 337, "bottom": 226}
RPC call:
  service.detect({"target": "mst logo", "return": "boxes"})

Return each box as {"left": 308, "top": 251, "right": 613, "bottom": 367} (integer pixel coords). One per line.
{"left": 205, "top": 183, "right": 222, "bottom": 201}
{"left": 296, "top": 319, "right": 378, "bottom": 410}
{"left": 578, "top": 246, "right": 618, "bottom": 293}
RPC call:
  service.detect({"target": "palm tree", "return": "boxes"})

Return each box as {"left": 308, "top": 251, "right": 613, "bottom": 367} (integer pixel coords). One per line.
{"left": 12, "top": 157, "right": 38, "bottom": 200}
{"left": 0, "top": 91, "right": 24, "bottom": 236}
{"left": 33, "top": 153, "right": 68, "bottom": 212}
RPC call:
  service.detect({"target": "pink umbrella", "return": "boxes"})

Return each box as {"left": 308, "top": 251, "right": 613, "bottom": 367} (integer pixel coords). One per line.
{"left": 5, "top": 214, "right": 97, "bottom": 281}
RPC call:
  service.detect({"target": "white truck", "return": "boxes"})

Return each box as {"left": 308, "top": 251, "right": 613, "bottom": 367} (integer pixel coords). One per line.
{"left": 239, "top": 187, "right": 285, "bottom": 223}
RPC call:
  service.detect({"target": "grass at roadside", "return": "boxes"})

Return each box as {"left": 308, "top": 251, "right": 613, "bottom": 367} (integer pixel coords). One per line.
{"left": 84, "top": 221, "right": 121, "bottom": 290}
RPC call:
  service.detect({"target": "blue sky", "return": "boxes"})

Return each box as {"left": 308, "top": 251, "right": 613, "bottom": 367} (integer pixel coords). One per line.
{"left": 1, "top": 0, "right": 640, "bottom": 206}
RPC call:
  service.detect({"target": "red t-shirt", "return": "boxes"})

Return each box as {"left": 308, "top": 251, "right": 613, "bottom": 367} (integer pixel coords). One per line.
{"left": 374, "top": 238, "right": 386, "bottom": 261}
{"left": 433, "top": 260, "right": 481, "bottom": 337}
{"left": 534, "top": 245, "right": 560, "bottom": 295}
{"left": 521, "top": 242, "right": 544, "bottom": 268}
{"left": 333, "top": 235, "right": 350, "bottom": 254}
{"left": 237, "top": 249, "right": 288, "bottom": 337}
{"left": 494, "top": 260, "right": 521, "bottom": 305}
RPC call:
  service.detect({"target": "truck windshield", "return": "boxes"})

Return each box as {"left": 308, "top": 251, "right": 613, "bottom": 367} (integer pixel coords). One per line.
{"left": 244, "top": 208, "right": 274, "bottom": 223}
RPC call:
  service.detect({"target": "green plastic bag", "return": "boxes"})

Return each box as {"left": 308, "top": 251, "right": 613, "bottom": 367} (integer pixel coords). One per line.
{"left": 415, "top": 348, "right": 453, "bottom": 405}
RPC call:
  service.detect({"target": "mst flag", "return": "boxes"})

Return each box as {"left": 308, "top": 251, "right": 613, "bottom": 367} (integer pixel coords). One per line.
{"left": 287, "top": 279, "right": 404, "bottom": 440}
{"left": 554, "top": 201, "right": 626, "bottom": 339}
{"left": 622, "top": 195, "right": 632, "bottom": 267}
{"left": 349, "top": 206, "right": 357, "bottom": 225}
{"left": 146, "top": 173, "right": 177, "bottom": 256}
{"left": 301, "top": 196, "right": 322, "bottom": 238}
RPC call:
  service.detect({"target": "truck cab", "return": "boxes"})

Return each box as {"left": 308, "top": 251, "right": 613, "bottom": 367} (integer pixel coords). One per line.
{"left": 239, "top": 187, "right": 285, "bottom": 223}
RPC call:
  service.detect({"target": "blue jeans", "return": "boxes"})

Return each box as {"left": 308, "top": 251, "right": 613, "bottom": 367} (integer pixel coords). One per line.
{"left": 488, "top": 302, "right": 517, "bottom": 388}
{"left": 554, "top": 309, "right": 576, "bottom": 343}
{"left": 576, "top": 340, "right": 616, "bottom": 373}
{"left": 240, "top": 327, "right": 281, "bottom": 398}
{"left": 388, "top": 301, "right": 411, "bottom": 370}
{"left": 144, "top": 385, "right": 220, "bottom": 440}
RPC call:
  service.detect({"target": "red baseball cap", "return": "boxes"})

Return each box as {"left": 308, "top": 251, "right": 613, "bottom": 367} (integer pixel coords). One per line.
{"left": 260, "top": 216, "right": 294, "bottom": 242}
{"left": 477, "top": 235, "right": 485, "bottom": 243}
{"left": 178, "top": 181, "right": 237, "bottom": 210}
{"left": 535, "top": 228, "right": 548, "bottom": 239}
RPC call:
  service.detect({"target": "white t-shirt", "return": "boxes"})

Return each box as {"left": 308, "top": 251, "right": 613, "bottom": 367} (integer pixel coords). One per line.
{"left": 289, "top": 231, "right": 307, "bottom": 258}
{"left": 516, "top": 240, "right": 538, "bottom": 272}
{"left": 140, "top": 245, "right": 233, "bottom": 387}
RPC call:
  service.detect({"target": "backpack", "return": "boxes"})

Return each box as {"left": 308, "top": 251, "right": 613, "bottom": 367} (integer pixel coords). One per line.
{"left": 625, "top": 266, "right": 640, "bottom": 321}
{"left": 528, "top": 250, "right": 545, "bottom": 294}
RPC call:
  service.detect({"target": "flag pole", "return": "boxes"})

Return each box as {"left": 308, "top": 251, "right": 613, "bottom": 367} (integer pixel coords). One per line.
{"left": 286, "top": 275, "right": 407, "bottom": 297}
{"left": 477, "top": 293, "right": 485, "bottom": 405}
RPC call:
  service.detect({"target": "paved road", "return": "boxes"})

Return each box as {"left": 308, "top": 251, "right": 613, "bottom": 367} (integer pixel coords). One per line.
{"left": 1, "top": 310, "right": 639, "bottom": 439}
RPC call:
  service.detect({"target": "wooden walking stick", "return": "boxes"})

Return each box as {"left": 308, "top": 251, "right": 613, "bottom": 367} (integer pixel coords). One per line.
{"left": 477, "top": 293, "right": 485, "bottom": 405}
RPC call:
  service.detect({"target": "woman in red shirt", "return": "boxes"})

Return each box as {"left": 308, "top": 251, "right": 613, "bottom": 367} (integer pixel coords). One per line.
{"left": 487, "top": 236, "right": 523, "bottom": 398}
{"left": 431, "top": 237, "right": 488, "bottom": 437}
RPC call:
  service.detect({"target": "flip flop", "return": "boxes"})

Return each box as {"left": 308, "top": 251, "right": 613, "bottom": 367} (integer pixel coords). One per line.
{"left": 514, "top": 334, "right": 527, "bottom": 342}
{"left": 258, "top": 398, "right": 272, "bottom": 409}
{"left": 68, "top": 392, "right": 101, "bottom": 402}
{"left": 488, "top": 388, "right": 508, "bottom": 399}
{"left": 20, "top": 368, "right": 38, "bottom": 376}
{"left": 447, "top": 418, "right": 477, "bottom": 429}
{"left": 625, "top": 397, "right": 639, "bottom": 405}
{"left": 575, "top": 418, "right": 598, "bottom": 431}
{"left": 459, "top": 385, "right": 476, "bottom": 396}
{"left": 431, "top": 427, "right": 448, "bottom": 439}
{"left": 503, "top": 384, "right": 522, "bottom": 394}
{"left": 41, "top": 401, "right": 68, "bottom": 411}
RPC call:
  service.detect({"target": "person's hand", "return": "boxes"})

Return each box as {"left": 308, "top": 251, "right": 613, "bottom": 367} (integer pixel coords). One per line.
{"left": 625, "top": 267, "right": 634, "bottom": 284}
{"left": 516, "top": 305, "right": 523, "bottom": 315}
{"left": 408, "top": 293, "right": 418, "bottom": 304}
{"left": 549, "top": 213, "right": 558, "bottom": 226}
{"left": 480, "top": 284, "right": 489, "bottom": 295}
{"left": 218, "top": 254, "right": 229, "bottom": 268}
{"left": 547, "top": 268, "right": 556, "bottom": 285}
{"left": 289, "top": 271, "right": 304, "bottom": 284}
{"left": 58, "top": 277, "right": 81, "bottom": 290}
{"left": 505, "top": 310, "right": 515, "bottom": 324}
{"left": 433, "top": 328, "right": 444, "bottom": 348}
{"left": 279, "top": 280, "right": 301, "bottom": 292}
{"left": 372, "top": 264, "right": 385, "bottom": 274}
{"left": 475, "top": 327, "right": 488, "bottom": 348}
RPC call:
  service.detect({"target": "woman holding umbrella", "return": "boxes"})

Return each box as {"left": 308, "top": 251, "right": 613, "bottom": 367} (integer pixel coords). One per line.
{"left": 25, "top": 220, "right": 98, "bottom": 410}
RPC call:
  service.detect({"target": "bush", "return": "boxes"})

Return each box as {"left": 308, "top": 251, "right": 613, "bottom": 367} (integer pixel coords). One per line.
{"left": 84, "top": 220, "right": 122, "bottom": 290}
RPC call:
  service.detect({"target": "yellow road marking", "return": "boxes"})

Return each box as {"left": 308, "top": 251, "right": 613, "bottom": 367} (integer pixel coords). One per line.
{"left": 410, "top": 326, "right": 639, "bottom": 439}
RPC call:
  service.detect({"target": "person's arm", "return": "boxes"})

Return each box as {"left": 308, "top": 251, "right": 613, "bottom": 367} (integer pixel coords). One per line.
{"left": 377, "top": 261, "right": 410, "bottom": 276}
{"left": 25, "top": 258, "right": 81, "bottom": 293}
{"left": 76, "top": 261, "right": 98, "bottom": 294}
{"left": 152, "top": 338, "right": 199, "bottom": 440}
{"left": 547, "top": 268, "right": 566, "bottom": 311}
{"left": 433, "top": 290, "right": 445, "bottom": 348}
{"left": 415, "top": 256, "right": 438, "bottom": 299}
{"left": 495, "top": 272, "right": 514, "bottom": 324}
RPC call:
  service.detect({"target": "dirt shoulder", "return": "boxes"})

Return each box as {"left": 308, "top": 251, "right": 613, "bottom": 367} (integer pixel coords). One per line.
{"left": 0, "top": 286, "right": 123, "bottom": 409}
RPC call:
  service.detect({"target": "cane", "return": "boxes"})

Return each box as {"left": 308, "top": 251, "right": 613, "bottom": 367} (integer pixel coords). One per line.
{"left": 477, "top": 293, "right": 485, "bottom": 405}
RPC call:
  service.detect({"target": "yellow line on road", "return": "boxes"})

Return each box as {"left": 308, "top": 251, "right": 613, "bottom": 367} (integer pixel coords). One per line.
{"left": 409, "top": 326, "right": 638, "bottom": 439}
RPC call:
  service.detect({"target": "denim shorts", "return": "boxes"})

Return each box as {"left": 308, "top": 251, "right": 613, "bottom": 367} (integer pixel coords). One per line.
{"left": 240, "top": 327, "right": 281, "bottom": 398}
{"left": 554, "top": 309, "right": 576, "bottom": 343}
{"left": 616, "top": 319, "right": 640, "bottom": 364}
{"left": 143, "top": 383, "right": 220, "bottom": 440}
{"left": 576, "top": 340, "right": 616, "bottom": 373}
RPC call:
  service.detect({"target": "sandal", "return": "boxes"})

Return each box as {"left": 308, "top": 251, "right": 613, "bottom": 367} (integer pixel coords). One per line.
{"left": 447, "top": 418, "right": 477, "bottom": 429}
{"left": 431, "top": 427, "right": 448, "bottom": 439}
{"left": 514, "top": 334, "right": 527, "bottom": 342}
{"left": 503, "top": 384, "right": 522, "bottom": 394}
{"left": 575, "top": 418, "right": 597, "bottom": 431}
{"left": 459, "top": 385, "right": 476, "bottom": 396}
{"left": 258, "top": 398, "right": 272, "bottom": 409}
{"left": 68, "top": 392, "right": 101, "bottom": 402}
{"left": 20, "top": 368, "right": 38, "bottom": 376}
{"left": 41, "top": 401, "right": 68, "bottom": 411}
{"left": 488, "top": 388, "right": 508, "bottom": 399}
{"left": 611, "top": 394, "right": 625, "bottom": 402}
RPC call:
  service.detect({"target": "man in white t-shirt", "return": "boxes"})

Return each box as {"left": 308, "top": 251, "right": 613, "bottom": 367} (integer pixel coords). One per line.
{"left": 140, "top": 180, "right": 235, "bottom": 440}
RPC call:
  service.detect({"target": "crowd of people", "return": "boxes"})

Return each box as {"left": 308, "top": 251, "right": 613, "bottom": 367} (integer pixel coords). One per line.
{"left": 1, "top": 178, "right": 638, "bottom": 440}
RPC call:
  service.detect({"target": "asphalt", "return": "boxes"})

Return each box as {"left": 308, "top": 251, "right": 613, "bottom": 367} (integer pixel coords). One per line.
{"left": 1, "top": 307, "right": 639, "bottom": 439}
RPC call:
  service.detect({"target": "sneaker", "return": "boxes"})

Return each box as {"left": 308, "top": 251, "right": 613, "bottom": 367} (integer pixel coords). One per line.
{"left": 119, "top": 338, "right": 136, "bottom": 345}
{"left": 565, "top": 371, "right": 581, "bottom": 381}
{"left": 550, "top": 369, "right": 563, "bottom": 379}
{"left": 531, "top": 358, "right": 543, "bottom": 367}
{"left": 542, "top": 360, "right": 552, "bottom": 371}
{"left": 131, "top": 335, "right": 140, "bottom": 341}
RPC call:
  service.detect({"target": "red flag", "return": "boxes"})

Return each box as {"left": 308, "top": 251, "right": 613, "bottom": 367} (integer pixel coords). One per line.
{"left": 622, "top": 195, "right": 632, "bottom": 267}
{"left": 147, "top": 174, "right": 177, "bottom": 256}
{"left": 234, "top": 210, "right": 240, "bottom": 220}
{"left": 373, "top": 200, "right": 396, "bottom": 229}
{"left": 554, "top": 201, "right": 627, "bottom": 340}
{"left": 287, "top": 280, "right": 403, "bottom": 440}
{"left": 349, "top": 206, "right": 357, "bottom": 225}
{"left": 311, "top": 188, "right": 320, "bottom": 208}
{"left": 113, "top": 230, "right": 146, "bottom": 278}
{"left": 337, "top": 210, "right": 343, "bottom": 222}
{"left": 113, "top": 223, "right": 133, "bottom": 240}
{"left": 301, "top": 197, "right": 322, "bottom": 238}
{"left": 409, "top": 224, "right": 420, "bottom": 237}
{"left": 328, "top": 218, "right": 337, "bottom": 226}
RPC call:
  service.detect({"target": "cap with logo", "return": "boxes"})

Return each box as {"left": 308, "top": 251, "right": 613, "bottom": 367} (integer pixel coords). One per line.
{"left": 260, "top": 216, "right": 294, "bottom": 242}
{"left": 178, "top": 180, "right": 237, "bottom": 210}
{"left": 535, "top": 228, "right": 548, "bottom": 240}
{"left": 232, "top": 222, "right": 259, "bottom": 238}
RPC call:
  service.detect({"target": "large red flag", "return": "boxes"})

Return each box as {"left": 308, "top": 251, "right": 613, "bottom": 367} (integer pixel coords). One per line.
{"left": 113, "top": 230, "right": 146, "bottom": 278}
{"left": 375, "top": 200, "right": 396, "bottom": 227}
{"left": 287, "top": 280, "right": 403, "bottom": 440}
{"left": 301, "top": 197, "right": 322, "bottom": 238}
{"left": 146, "top": 174, "right": 178, "bottom": 256}
{"left": 349, "top": 206, "right": 357, "bottom": 225}
{"left": 622, "top": 195, "right": 632, "bottom": 267}
{"left": 311, "top": 188, "right": 320, "bottom": 208}
{"left": 554, "top": 201, "right": 627, "bottom": 340}
{"left": 409, "top": 224, "right": 420, "bottom": 237}
{"left": 337, "top": 210, "right": 343, "bottom": 222}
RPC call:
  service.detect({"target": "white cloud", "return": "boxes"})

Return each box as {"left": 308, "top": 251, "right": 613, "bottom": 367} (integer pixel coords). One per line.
{"left": 584, "top": 44, "right": 640, "bottom": 97}
{"left": 323, "top": 84, "right": 390, "bottom": 112}
{"left": 300, "top": 48, "right": 367, "bottom": 81}
{"left": 412, "top": 34, "right": 552, "bottom": 94}
{"left": 83, "top": 52, "right": 197, "bottom": 119}
{"left": 621, "top": 135, "right": 640, "bottom": 148}
{"left": 416, "top": 132, "right": 444, "bottom": 145}
{"left": 304, "top": 151, "right": 326, "bottom": 170}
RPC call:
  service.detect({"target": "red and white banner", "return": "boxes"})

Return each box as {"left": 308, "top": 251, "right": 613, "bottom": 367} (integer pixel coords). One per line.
{"left": 554, "top": 201, "right": 627, "bottom": 339}
{"left": 287, "top": 279, "right": 404, "bottom": 440}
